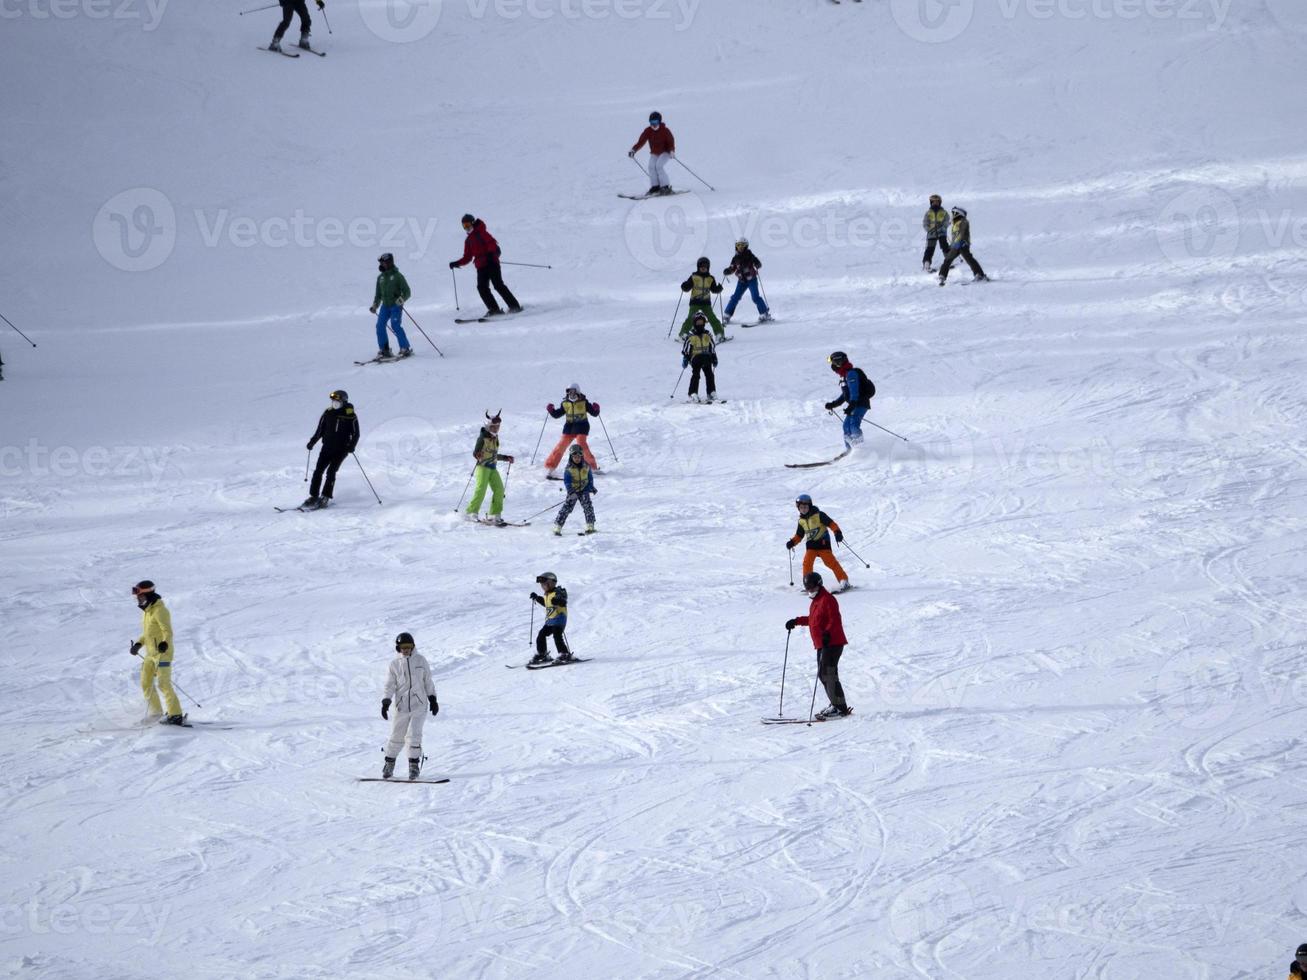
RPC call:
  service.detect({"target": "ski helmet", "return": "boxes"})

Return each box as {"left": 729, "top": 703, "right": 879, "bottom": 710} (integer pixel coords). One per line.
{"left": 568, "top": 444, "right": 585, "bottom": 458}
{"left": 929, "top": 194, "right": 942, "bottom": 206}
{"left": 461, "top": 213, "right": 476, "bottom": 226}
{"left": 395, "top": 632, "right": 415, "bottom": 650}
{"left": 131, "top": 580, "right": 156, "bottom": 596}
{"left": 696, "top": 256, "right": 710, "bottom": 270}
{"left": 802, "top": 571, "right": 824, "bottom": 591}
{"left": 1298, "top": 944, "right": 1307, "bottom": 957}
{"left": 952, "top": 206, "right": 967, "bottom": 218}
{"left": 828, "top": 351, "right": 847, "bottom": 369}
{"left": 536, "top": 571, "right": 557, "bottom": 585}
{"left": 566, "top": 382, "right": 581, "bottom": 394}
{"left": 795, "top": 494, "right": 813, "bottom": 508}
{"left": 735, "top": 238, "right": 749, "bottom": 250}
{"left": 692, "top": 311, "right": 708, "bottom": 327}
{"left": 649, "top": 111, "right": 662, "bottom": 124}
{"left": 330, "top": 389, "right": 349, "bottom": 404}
{"left": 377, "top": 252, "right": 394, "bottom": 266}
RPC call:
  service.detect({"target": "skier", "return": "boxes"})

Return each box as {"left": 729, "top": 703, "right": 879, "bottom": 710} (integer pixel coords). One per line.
{"left": 304, "top": 389, "right": 359, "bottom": 509}
{"left": 922, "top": 194, "right": 950, "bottom": 272}
{"left": 268, "top": 0, "right": 323, "bottom": 53}
{"left": 529, "top": 572, "right": 573, "bottom": 665}
{"left": 368, "top": 252, "right": 412, "bottom": 359}
{"left": 629, "top": 110, "right": 676, "bottom": 196}
{"left": 380, "top": 632, "right": 439, "bottom": 781}
{"left": 1288, "top": 943, "right": 1307, "bottom": 979}
{"left": 787, "top": 494, "right": 850, "bottom": 591}
{"left": 129, "top": 580, "right": 183, "bottom": 724}
{"left": 938, "top": 206, "right": 989, "bottom": 285}
{"left": 449, "top": 214, "right": 521, "bottom": 318}
{"left": 466, "top": 411, "right": 514, "bottom": 525}
{"left": 681, "top": 313, "right": 718, "bottom": 403}
{"left": 678, "top": 257, "right": 725, "bottom": 340}
{"left": 553, "top": 444, "right": 597, "bottom": 536}
{"left": 785, "top": 571, "right": 852, "bottom": 720}
{"left": 722, "top": 238, "right": 771, "bottom": 325}
{"left": 824, "top": 351, "right": 874, "bottom": 450}
{"left": 543, "top": 383, "right": 601, "bottom": 474}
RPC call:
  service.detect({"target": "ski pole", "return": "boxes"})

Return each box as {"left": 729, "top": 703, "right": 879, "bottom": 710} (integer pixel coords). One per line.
{"left": 807, "top": 660, "right": 821, "bottom": 726}
{"left": 0, "top": 312, "right": 35, "bottom": 347}
{"left": 320, "top": 5, "right": 332, "bottom": 32}
{"left": 304, "top": 449, "right": 310, "bottom": 483}
{"left": 631, "top": 154, "right": 650, "bottom": 178}
{"left": 454, "top": 465, "right": 476, "bottom": 512}
{"left": 132, "top": 650, "right": 202, "bottom": 707}
{"left": 673, "top": 157, "right": 715, "bottom": 192}
{"left": 596, "top": 413, "right": 618, "bottom": 462}
{"left": 403, "top": 308, "right": 445, "bottom": 358}
{"left": 529, "top": 599, "right": 535, "bottom": 648}
{"left": 501, "top": 261, "right": 553, "bottom": 270}
{"left": 665, "top": 292, "right": 683, "bottom": 339}
{"left": 237, "top": 2, "right": 278, "bottom": 13}
{"left": 868, "top": 419, "right": 909, "bottom": 442}
{"left": 758, "top": 275, "right": 770, "bottom": 311}
{"left": 529, "top": 413, "right": 550, "bottom": 465}
{"left": 778, "top": 631, "right": 791, "bottom": 718}
{"left": 522, "top": 493, "right": 566, "bottom": 525}
{"left": 669, "top": 363, "right": 687, "bottom": 399}
{"left": 788, "top": 547, "right": 795, "bottom": 586}
{"left": 353, "top": 453, "right": 383, "bottom": 505}
{"left": 502, "top": 460, "right": 513, "bottom": 497}
{"left": 840, "top": 539, "right": 872, "bottom": 569}
{"left": 451, "top": 269, "right": 460, "bottom": 311}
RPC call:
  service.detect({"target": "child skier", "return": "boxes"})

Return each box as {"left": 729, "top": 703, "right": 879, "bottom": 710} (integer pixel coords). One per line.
{"left": 129, "top": 580, "right": 183, "bottom": 724}
{"left": 553, "top": 444, "right": 597, "bottom": 536}
{"left": 543, "top": 383, "right": 601, "bottom": 474}
{"left": 368, "top": 252, "right": 413, "bottom": 359}
{"left": 628, "top": 111, "right": 676, "bottom": 196}
{"left": 938, "top": 206, "right": 989, "bottom": 285}
{"left": 529, "top": 572, "right": 573, "bottom": 665}
{"left": 722, "top": 238, "right": 771, "bottom": 324}
{"left": 678, "top": 257, "right": 725, "bottom": 340}
{"left": 681, "top": 313, "right": 718, "bottom": 403}
{"left": 380, "top": 632, "right": 439, "bottom": 780}
{"left": 922, "top": 195, "right": 950, "bottom": 272}
{"left": 466, "top": 411, "right": 514, "bottom": 525}
{"left": 785, "top": 572, "right": 852, "bottom": 720}
{"left": 824, "top": 351, "right": 874, "bottom": 449}
{"left": 304, "top": 390, "right": 359, "bottom": 509}
{"left": 787, "top": 494, "right": 850, "bottom": 591}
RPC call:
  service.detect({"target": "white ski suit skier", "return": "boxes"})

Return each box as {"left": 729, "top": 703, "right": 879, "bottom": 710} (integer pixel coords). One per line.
{"left": 381, "top": 643, "right": 438, "bottom": 771}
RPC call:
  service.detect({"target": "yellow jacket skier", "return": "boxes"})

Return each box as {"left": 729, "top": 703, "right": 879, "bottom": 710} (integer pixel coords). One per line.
{"left": 130, "top": 580, "right": 183, "bottom": 723}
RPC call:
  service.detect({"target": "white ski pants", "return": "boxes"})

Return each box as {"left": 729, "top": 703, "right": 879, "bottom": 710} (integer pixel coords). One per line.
{"left": 385, "top": 708, "right": 427, "bottom": 759}
{"left": 649, "top": 152, "right": 673, "bottom": 189}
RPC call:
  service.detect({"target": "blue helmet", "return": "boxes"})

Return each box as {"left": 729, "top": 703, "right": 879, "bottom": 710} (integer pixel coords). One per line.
{"left": 795, "top": 494, "right": 813, "bottom": 507}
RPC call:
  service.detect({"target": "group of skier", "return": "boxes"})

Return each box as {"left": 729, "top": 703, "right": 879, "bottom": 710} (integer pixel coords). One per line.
{"left": 922, "top": 194, "right": 988, "bottom": 286}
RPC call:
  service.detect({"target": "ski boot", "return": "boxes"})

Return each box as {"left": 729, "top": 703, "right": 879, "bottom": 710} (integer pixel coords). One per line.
{"left": 973, "top": 273, "right": 989, "bottom": 282}
{"left": 464, "top": 511, "right": 481, "bottom": 522}
{"left": 301, "top": 496, "right": 319, "bottom": 508}
{"left": 552, "top": 525, "right": 563, "bottom": 536}
{"left": 315, "top": 497, "right": 330, "bottom": 509}
{"left": 161, "top": 714, "right": 185, "bottom": 726}
{"left": 382, "top": 757, "right": 396, "bottom": 780}
{"left": 408, "top": 759, "right": 421, "bottom": 781}
{"left": 379, "top": 346, "right": 394, "bottom": 359}
{"left": 268, "top": 37, "right": 283, "bottom": 52}
{"left": 555, "top": 650, "right": 574, "bottom": 663}
{"left": 937, "top": 274, "right": 947, "bottom": 287}
{"left": 507, "top": 304, "right": 523, "bottom": 314}
{"left": 488, "top": 515, "right": 507, "bottom": 527}
{"left": 398, "top": 347, "right": 414, "bottom": 358}
{"left": 482, "top": 308, "right": 504, "bottom": 318}
{"left": 923, "top": 261, "right": 933, "bottom": 273}
{"left": 815, "top": 705, "right": 842, "bottom": 721}
{"left": 722, "top": 313, "right": 732, "bottom": 325}
{"left": 584, "top": 523, "right": 596, "bottom": 534}
{"left": 529, "top": 651, "right": 553, "bottom": 666}
{"left": 759, "top": 312, "right": 773, "bottom": 323}
{"left": 297, "top": 32, "right": 312, "bottom": 51}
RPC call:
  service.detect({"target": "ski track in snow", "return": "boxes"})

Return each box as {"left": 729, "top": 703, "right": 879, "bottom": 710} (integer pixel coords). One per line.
{"left": 4, "top": 2, "right": 1307, "bottom": 978}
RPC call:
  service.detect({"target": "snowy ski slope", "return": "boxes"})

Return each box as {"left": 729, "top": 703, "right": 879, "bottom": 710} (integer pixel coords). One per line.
{"left": 3, "top": 1, "right": 1307, "bottom": 977}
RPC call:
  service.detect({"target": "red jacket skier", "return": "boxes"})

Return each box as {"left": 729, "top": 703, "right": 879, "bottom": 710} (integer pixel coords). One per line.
{"left": 449, "top": 214, "right": 521, "bottom": 317}
{"left": 785, "top": 571, "right": 851, "bottom": 719}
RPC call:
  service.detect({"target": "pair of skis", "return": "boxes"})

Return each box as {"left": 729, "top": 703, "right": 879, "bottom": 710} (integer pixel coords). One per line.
{"left": 761, "top": 708, "right": 854, "bottom": 726}
{"left": 454, "top": 308, "right": 526, "bottom": 325}
{"left": 505, "top": 657, "right": 593, "bottom": 670}
{"left": 259, "top": 43, "right": 326, "bottom": 58}
{"left": 618, "top": 190, "right": 691, "bottom": 200}
{"left": 354, "top": 350, "right": 414, "bottom": 367}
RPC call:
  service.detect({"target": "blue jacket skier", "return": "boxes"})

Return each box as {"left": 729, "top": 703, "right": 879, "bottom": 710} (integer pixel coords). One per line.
{"left": 824, "top": 351, "right": 874, "bottom": 449}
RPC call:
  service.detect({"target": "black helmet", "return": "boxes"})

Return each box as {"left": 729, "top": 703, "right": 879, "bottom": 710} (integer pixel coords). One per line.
{"left": 536, "top": 571, "right": 557, "bottom": 585}
{"left": 649, "top": 111, "right": 662, "bottom": 124}
{"left": 131, "top": 580, "right": 156, "bottom": 596}
{"left": 696, "top": 256, "right": 710, "bottom": 269}
{"left": 395, "top": 632, "right": 415, "bottom": 650}
{"left": 1298, "top": 943, "right": 1307, "bottom": 957}
{"left": 828, "top": 351, "right": 847, "bottom": 369}
{"left": 952, "top": 206, "right": 967, "bottom": 218}
{"left": 795, "top": 494, "right": 813, "bottom": 508}
{"left": 377, "top": 252, "right": 394, "bottom": 265}
{"left": 802, "top": 572, "right": 823, "bottom": 591}
{"left": 330, "top": 389, "right": 349, "bottom": 403}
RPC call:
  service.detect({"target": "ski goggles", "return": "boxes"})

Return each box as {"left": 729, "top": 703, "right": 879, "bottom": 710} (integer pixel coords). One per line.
{"left": 131, "top": 583, "right": 154, "bottom": 596}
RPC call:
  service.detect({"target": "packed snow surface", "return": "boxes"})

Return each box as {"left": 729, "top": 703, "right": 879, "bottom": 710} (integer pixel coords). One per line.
{"left": 3, "top": 1, "right": 1306, "bottom": 977}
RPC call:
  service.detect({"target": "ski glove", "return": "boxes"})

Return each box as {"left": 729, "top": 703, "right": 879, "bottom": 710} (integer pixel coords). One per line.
{"left": 369, "top": 305, "right": 378, "bottom": 314}
{"left": 834, "top": 530, "right": 844, "bottom": 543}
{"left": 315, "top": 0, "right": 324, "bottom": 8}
{"left": 307, "top": 439, "right": 317, "bottom": 450}
{"left": 429, "top": 696, "right": 439, "bottom": 716}
{"left": 628, "top": 150, "right": 636, "bottom": 158}
{"left": 681, "top": 357, "right": 689, "bottom": 369}
{"left": 381, "top": 698, "right": 391, "bottom": 720}
{"left": 157, "top": 641, "right": 168, "bottom": 654}
{"left": 786, "top": 540, "right": 796, "bottom": 551}
{"left": 130, "top": 641, "right": 143, "bottom": 655}
{"left": 710, "top": 284, "right": 723, "bottom": 294}
{"left": 448, "top": 260, "right": 460, "bottom": 269}
{"left": 824, "top": 401, "right": 838, "bottom": 411}
{"left": 530, "top": 592, "right": 543, "bottom": 604}
{"left": 711, "top": 355, "right": 718, "bottom": 367}
{"left": 590, "top": 402, "right": 599, "bottom": 414}
{"left": 785, "top": 619, "right": 797, "bottom": 631}
{"left": 546, "top": 404, "right": 555, "bottom": 413}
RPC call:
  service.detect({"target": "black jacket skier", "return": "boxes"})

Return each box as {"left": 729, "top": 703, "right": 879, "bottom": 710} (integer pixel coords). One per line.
{"left": 304, "top": 390, "right": 359, "bottom": 507}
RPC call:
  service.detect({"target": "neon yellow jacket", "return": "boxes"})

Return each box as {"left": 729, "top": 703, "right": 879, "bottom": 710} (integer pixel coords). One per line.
{"left": 138, "top": 599, "right": 174, "bottom": 660}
